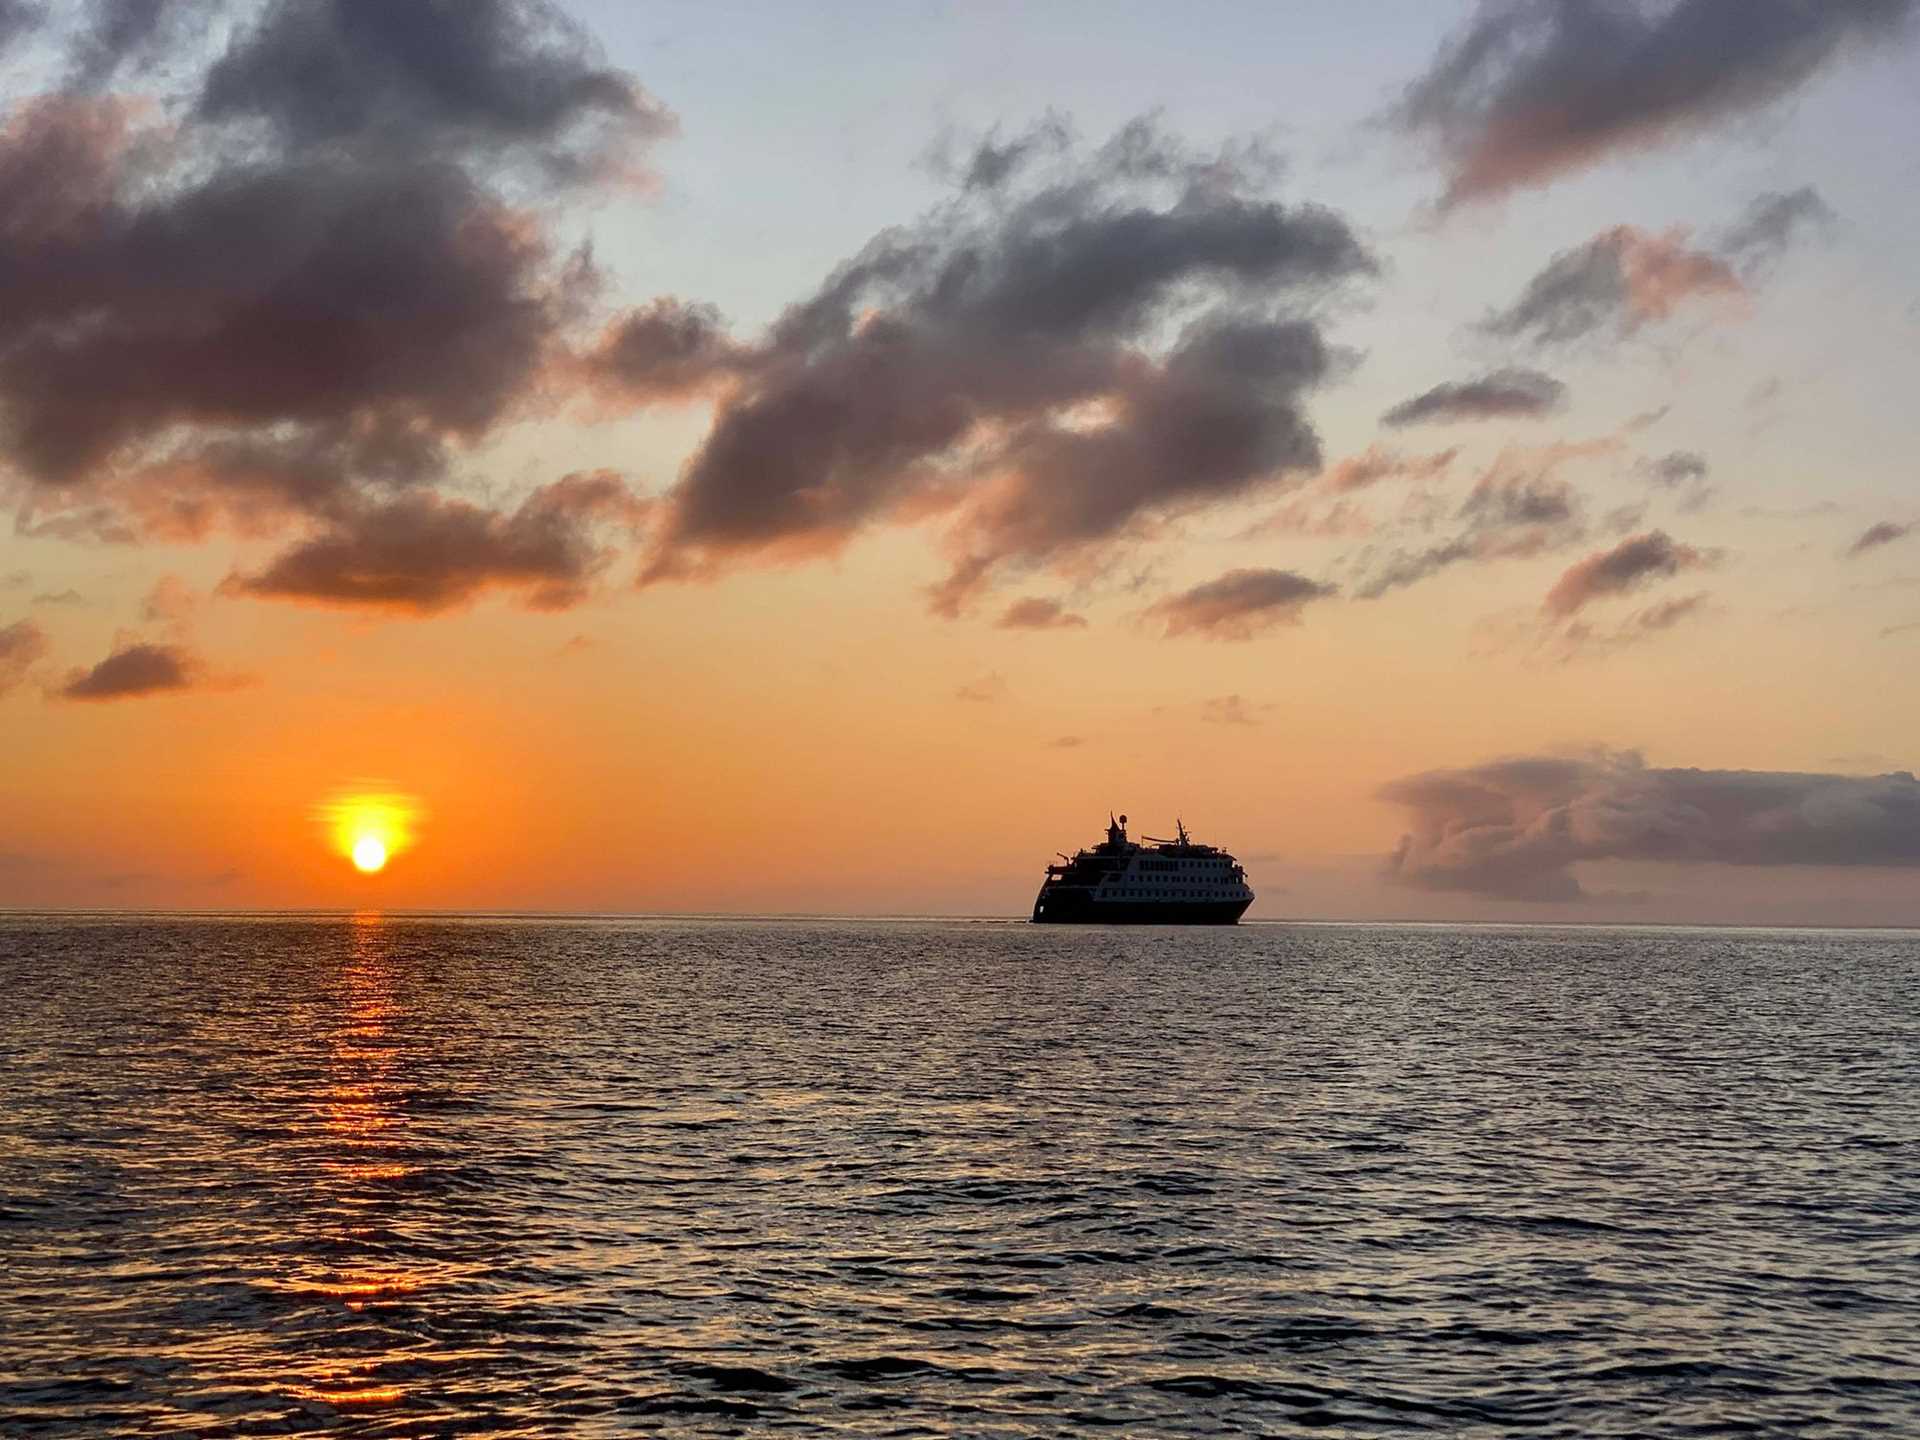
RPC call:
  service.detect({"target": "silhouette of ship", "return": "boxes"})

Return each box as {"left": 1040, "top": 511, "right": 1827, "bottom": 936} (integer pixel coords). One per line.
{"left": 1031, "top": 814, "right": 1254, "bottom": 924}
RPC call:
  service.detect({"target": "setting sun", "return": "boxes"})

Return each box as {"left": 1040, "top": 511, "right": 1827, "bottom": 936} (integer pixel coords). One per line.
{"left": 318, "top": 788, "right": 422, "bottom": 877}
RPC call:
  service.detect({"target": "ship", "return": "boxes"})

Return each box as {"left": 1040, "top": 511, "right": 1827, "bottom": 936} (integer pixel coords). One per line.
{"left": 1030, "top": 814, "right": 1254, "bottom": 924}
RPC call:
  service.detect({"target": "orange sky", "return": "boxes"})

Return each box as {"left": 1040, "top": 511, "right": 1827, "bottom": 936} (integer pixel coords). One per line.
{"left": 2, "top": 3, "right": 1918, "bottom": 923}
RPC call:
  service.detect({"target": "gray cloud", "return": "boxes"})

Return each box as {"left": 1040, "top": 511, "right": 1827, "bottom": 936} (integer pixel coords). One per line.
{"left": 1644, "top": 451, "right": 1708, "bottom": 487}
{"left": 1381, "top": 368, "right": 1565, "bottom": 427}
{"left": 60, "top": 641, "right": 201, "bottom": 701}
{"left": 1355, "top": 442, "right": 1600, "bottom": 598}
{"left": 1641, "top": 450, "right": 1713, "bottom": 511}
{"left": 0, "top": 616, "right": 48, "bottom": 695}
{"left": 996, "top": 596, "right": 1087, "bottom": 630}
{"left": 1383, "top": 751, "right": 1920, "bottom": 901}
{"left": 1482, "top": 226, "right": 1741, "bottom": 346}
{"left": 1718, "top": 185, "right": 1836, "bottom": 267}
{"left": 1544, "top": 530, "right": 1715, "bottom": 616}
{"left": 225, "top": 471, "right": 647, "bottom": 614}
{"left": 1145, "top": 567, "right": 1335, "bottom": 639}
{"left": 630, "top": 119, "right": 1373, "bottom": 612}
{"left": 196, "top": 0, "right": 673, "bottom": 183}
{"left": 1848, "top": 520, "right": 1914, "bottom": 557}
{"left": 0, "top": 0, "right": 664, "bottom": 597}
{"left": 1393, "top": 0, "right": 1914, "bottom": 206}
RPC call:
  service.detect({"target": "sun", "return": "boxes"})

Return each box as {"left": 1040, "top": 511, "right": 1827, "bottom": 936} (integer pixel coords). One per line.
{"left": 352, "top": 835, "right": 389, "bottom": 873}
{"left": 318, "top": 786, "right": 422, "bottom": 877}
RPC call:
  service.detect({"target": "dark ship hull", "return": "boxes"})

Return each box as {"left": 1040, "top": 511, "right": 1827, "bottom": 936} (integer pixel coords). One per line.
{"left": 1031, "top": 892, "right": 1251, "bottom": 925}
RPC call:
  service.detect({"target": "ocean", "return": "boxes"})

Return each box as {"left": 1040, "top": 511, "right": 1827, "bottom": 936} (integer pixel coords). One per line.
{"left": 2, "top": 915, "right": 1916, "bottom": 1436}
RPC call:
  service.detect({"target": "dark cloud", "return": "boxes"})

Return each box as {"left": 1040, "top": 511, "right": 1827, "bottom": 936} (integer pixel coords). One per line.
{"left": 1482, "top": 227, "right": 1741, "bottom": 346}
{"left": 59, "top": 641, "right": 201, "bottom": 701}
{"left": 1382, "top": 751, "right": 1920, "bottom": 901}
{"left": 226, "top": 471, "right": 647, "bottom": 615}
{"left": 1394, "top": 0, "right": 1914, "bottom": 206}
{"left": 1848, "top": 520, "right": 1914, "bottom": 557}
{"left": 0, "top": 616, "right": 48, "bottom": 694}
{"left": 1544, "top": 530, "right": 1714, "bottom": 616}
{"left": 0, "top": 0, "right": 664, "bottom": 611}
{"left": 0, "top": 130, "right": 581, "bottom": 491}
{"left": 197, "top": 0, "right": 673, "bottom": 182}
{"left": 1355, "top": 442, "right": 1602, "bottom": 598}
{"left": 1381, "top": 368, "right": 1564, "bottom": 427}
{"left": 996, "top": 597, "right": 1087, "bottom": 630}
{"left": 1145, "top": 567, "right": 1335, "bottom": 640}
{"left": 633, "top": 119, "right": 1373, "bottom": 611}
{"left": 1718, "top": 185, "right": 1835, "bottom": 266}
{"left": 1047, "top": 735, "right": 1085, "bottom": 749}
{"left": 31, "top": 588, "right": 83, "bottom": 605}
{"left": 582, "top": 298, "right": 751, "bottom": 402}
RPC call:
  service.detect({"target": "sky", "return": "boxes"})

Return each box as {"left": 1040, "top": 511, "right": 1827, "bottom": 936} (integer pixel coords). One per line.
{"left": 2, "top": 0, "right": 1919, "bottom": 923}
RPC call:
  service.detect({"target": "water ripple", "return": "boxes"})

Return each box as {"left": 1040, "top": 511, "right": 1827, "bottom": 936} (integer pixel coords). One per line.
{"left": 1, "top": 915, "right": 1917, "bottom": 1436}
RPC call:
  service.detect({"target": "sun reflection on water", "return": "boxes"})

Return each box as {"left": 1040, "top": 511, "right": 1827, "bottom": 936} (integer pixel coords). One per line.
{"left": 283, "top": 911, "right": 432, "bottom": 1413}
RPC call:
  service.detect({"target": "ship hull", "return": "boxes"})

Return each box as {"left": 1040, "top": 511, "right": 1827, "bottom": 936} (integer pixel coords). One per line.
{"left": 1030, "top": 892, "right": 1250, "bottom": 925}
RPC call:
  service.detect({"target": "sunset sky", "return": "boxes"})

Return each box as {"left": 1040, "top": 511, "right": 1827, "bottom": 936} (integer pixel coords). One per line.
{"left": 3, "top": 0, "right": 1919, "bottom": 922}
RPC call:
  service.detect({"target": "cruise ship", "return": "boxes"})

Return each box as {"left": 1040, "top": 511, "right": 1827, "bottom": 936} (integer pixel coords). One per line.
{"left": 1031, "top": 814, "right": 1254, "bottom": 924}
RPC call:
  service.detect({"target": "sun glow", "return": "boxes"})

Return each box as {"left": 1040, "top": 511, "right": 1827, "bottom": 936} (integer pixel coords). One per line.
{"left": 318, "top": 788, "right": 422, "bottom": 876}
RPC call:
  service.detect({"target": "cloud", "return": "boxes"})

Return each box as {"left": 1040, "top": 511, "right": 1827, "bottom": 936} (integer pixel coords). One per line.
{"left": 1047, "top": 734, "right": 1084, "bottom": 749}
{"left": 1321, "top": 444, "right": 1457, "bottom": 493}
{"left": 0, "top": 116, "right": 585, "bottom": 493}
{"left": 59, "top": 641, "right": 202, "bottom": 701}
{"left": 0, "top": 0, "right": 668, "bottom": 611}
{"left": 1382, "top": 751, "right": 1920, "bottom": 901}
{"left": 996, "top": 596, "right": 1087, "bottom": 630}
{"left": 225, "top": 470, "right": 648, "bottom": 614}
{"left": 195, "top": 0, "right": 674, "bottom": 183}
{"left": 141, "top": 574, "right": 195, "bottom": 626}
{"left": 1547, "top": 590, "right": 1712, "bottom": 662}
{"left": 0, "top": 616, "right": 48, "bottom": 695}
{"left": 1543, "top": 530, "right": 1715, "bottom": 616}
{"left": 1145, "top": 567, "right": 1335, "bottom": 639}
{"left": 1848, "top": 520, "right": 1914, "bottom": 557}
{"left": 1717, "top": 185, "right": 1836, "bottom": 267}
{"left": 1381, "top": 368, "right": 1564, "bottom": 427}
{"left": 31, "top": 588, "right": 83, "bottom": 605}
{"left": 1242, "top": 496, "right": 1375, "bottom": 540}
{"left": 580, "top": 297, "right": 751, "bottom": 403}
{"left": 1392, "top": 0, "right": 1914, "bottom": 207}
{"left": 1355, "top": 440, "right": 1603, "bottom": 598}
{"left": 1643, "top": 451, "right": 1707, "bottom": 488}
{"left": 1201, "top": 694, "right": 1267, "bottom": 726}
{"left": 1483, "top": 226, "right": 1742, "bottom": 346}
{"left": 631, "top": 118, "right": 1374, "bottom": 610}
{"left": 954, "top": 672, "right": 1007, "bottom": 703}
